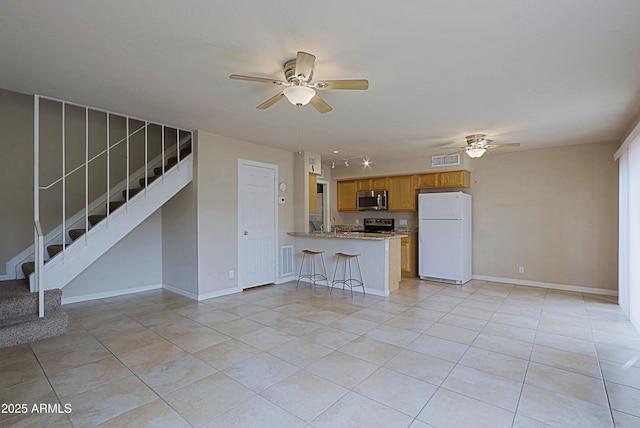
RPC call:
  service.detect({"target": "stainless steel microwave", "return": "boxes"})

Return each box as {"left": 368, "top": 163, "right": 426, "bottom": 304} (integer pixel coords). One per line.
{"left": 357, "top": 190, "right": 388, "bottom": 211}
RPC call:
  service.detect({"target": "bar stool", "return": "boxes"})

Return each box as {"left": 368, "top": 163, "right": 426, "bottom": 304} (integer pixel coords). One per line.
{"left": 296, "top": 250, "right": 329, "bottom": 291}
{"left": 331, "top": 252, "right": 365, "bottom": 296}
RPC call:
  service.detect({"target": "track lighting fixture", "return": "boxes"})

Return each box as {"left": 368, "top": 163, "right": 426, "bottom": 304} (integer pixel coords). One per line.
{"left": 335, "top": 155, "right": 371, "bottom": 168}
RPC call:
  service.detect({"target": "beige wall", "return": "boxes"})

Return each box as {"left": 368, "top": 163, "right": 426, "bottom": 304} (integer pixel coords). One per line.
{"left": 0, "top": 89, "right": 33, "bottom": 274}
{"left": 469, "top": 142, "right": 618, "bottom": 291}
{"left": 162, "top": 181, "right": 198, "bottom": 295}
{"left": 63, "top": 210, "right": 163, "bottom": 298}
{"left": 194, "top": 130, "right": 295, "bottom": 296}
{"left": 328, "top": 142, "right": 618, "bottom": 292}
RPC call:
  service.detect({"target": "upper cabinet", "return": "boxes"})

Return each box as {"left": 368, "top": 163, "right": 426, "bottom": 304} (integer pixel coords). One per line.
{"left": 337, "top": 180, "right": 357, "bottom": 211}
{"left": 337, "top": 170, "right": 470, "bottom": 211}
{"left": 357, "top": 176, "right": 389, "bottom": 191}
{"left": 388, "top": 175, "right": 416, "bottom": 211}
{"left": 309, "top": 173, "right": 317, "bottom": 213}
{"left": 437, "top": 170, "right": 470, "bottom": 188}
{"left": 415, "top": 173, "right": 438, "bottom": 189}
{"left": 415, "top": 170, "right": 470, "bottom": 189}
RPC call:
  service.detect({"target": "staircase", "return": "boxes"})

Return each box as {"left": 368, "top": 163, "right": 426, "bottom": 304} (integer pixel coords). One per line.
{"left": 0, "top": 94, "right": 194, "bottom": 348}
{"left": 0, "top": 280, "right": 67, "bottom": 349}
{"left": 20, "top": 144, "right": 192, "bottom": 282}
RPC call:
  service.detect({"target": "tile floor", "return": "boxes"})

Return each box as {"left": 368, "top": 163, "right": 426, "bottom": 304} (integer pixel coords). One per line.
{"left": 1, "top": 279, "right": 640, "bottom": 427}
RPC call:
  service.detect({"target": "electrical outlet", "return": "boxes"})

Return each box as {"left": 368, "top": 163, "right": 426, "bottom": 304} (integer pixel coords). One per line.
{"left": 355, "top": 218, "right": 359, "bottom": 224}
{"left": 229, "top": 270, "right": 234, "bottom": 279}
{"left": 399, "top": 219, "right": 408, "bottom": 226}
{"left": 518, "top": 266, "right": 525, "bottom": 274}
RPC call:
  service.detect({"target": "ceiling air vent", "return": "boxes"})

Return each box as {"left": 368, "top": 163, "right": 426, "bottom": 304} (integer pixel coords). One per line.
{"left": 431, "top": 153, "right": 460, "bottom": 167}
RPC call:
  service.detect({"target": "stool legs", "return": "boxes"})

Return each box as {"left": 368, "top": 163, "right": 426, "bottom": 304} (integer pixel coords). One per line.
{"left": 330, "top": 253, "right": 365, "bottom": 297}
{"left": 296, "top": 250, "right": 328, "bottom": 291}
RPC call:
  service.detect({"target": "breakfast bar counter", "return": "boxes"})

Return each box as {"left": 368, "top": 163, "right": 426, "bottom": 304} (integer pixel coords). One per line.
{"left": 288, "top": 232, "right": 406, "bottom": 296}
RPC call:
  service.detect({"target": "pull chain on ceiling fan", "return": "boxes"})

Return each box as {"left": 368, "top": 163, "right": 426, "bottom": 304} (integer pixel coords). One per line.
{"left": 230, "top": 51, "right": 369, "bottom": 113}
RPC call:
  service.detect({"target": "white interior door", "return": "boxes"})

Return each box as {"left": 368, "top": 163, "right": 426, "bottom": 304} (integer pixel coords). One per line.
{"left": 238, "top": 160, "right": 276, "bottom": 289}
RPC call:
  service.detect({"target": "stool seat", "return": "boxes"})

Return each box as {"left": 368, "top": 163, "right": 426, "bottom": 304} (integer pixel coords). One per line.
{"left": 331, "top": 252, "right": 365, "bottom": 296}
{"left": 335, "top": 252, "right": 360, "bottom": 258}
{"left": 296, "top": 249, "right": 329, "bottom": 292}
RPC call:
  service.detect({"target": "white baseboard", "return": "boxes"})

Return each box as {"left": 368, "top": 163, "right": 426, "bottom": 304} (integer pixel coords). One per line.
{"left": 61, "top": 284, "right": 163, "bottom": 305}
{"left": 472, "top": 275, "right": 618, "bottom": 297}
{"left": 276, "top": 275, "right": 296, "bottom": 284}
{"left": 197, "top": 287, "right": 243, "bottom": 301}
{"left": 162, "top": 284, "right": 199, "bottom": 300}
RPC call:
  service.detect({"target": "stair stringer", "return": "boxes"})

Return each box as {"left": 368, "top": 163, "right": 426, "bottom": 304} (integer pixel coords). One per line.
{"left": 37, "top": 155, "right": 192, "bottom": 291}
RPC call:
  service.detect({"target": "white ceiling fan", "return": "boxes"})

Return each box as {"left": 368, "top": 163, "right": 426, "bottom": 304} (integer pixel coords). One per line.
{"left": 454, "top": 134, "right": 520, "bottom": 158}
{"left": 230, "top": 51, "right": 369, "bottom": 113}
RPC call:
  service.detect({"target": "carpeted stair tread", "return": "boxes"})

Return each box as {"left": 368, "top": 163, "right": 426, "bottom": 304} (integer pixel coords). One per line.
{"left": 69, "top": 229, "right": 86, "bottom": 241}
{"left": 22, "top": 262, "right": 35, "bottom": 278}
{"left": 139, "top": 175, "right": 160, "bottom": 187}
{"left": 88, "top": 214, "right": 106, "bottom": 226}
{"left": 108, "top": 201, "right": 125, "bottom": 213}
{"left": 180, "top": 146, "right": 192, "bottom": 157}
{"left": 47, "top": 244, "right": 66, "bottom": 258}
{"left": 122, "top": 188, "right": 143, "bottom": 199}
{"left": 0, "top": 308, "right": 68, "bottom": 349}
{"left": 0, "top": 280, "right": 30, "bottom": 298}
{"left": 0, "top": 288, "right": 62, "bottom": 320}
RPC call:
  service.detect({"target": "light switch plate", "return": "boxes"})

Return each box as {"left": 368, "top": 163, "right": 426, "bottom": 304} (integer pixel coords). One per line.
{"left": 399, "top": 219, "right": 408, "bottom": 226}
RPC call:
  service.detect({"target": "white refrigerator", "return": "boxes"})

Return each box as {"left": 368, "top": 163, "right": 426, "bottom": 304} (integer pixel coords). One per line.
{"left": 418, "top": 192, "right": 472, "bottom": 284}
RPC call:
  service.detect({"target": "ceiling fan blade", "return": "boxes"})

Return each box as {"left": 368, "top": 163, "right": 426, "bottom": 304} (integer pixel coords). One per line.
{"left": 256, "top": 92, "right": 285, "bottom": 109}
{"left": 485, "top": 143, "right": 521, "bottom": 148}
{"left": 230, "top": 74, "right": 287, "bottom": 85}
{"left": 295, "top": 51, "right": 316, "bottom": 82}
{"left": 309, "top": 94, "right": 332, "bottom": 113}
{"left": 315, "top": 79, "right": 369, "bottom": 90}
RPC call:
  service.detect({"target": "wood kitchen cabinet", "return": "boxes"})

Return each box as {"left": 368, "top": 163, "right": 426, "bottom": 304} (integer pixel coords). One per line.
{"left": 438, "top": 170, "right": 470, "bottom": 188}
{"left": 337, "top": 180, "right": 357, "bottom": 211}
{"left": 357, "top": 176, "right": 389, "bottom": 191}
{"left": 400, "top": 233, "right": 417, "bottom": 277}
{"left": 415, "top": 173, "right": 438, "bottom": 189}
{"left": 415, "top": 170, "right": 470, "bottom": 189}
{"left": 309, "top": 173, "right": 317, "bottom": 213}
{"left": 388, "top": 175, "right": 416, "bottom": 211}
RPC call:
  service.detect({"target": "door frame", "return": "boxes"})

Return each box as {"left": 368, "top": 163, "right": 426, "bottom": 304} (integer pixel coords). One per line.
{"left": 317, "top": 179, "right": 331, "bottom": 231}
{"left": 237, "top": 158, "right": 278, "bottom": 290}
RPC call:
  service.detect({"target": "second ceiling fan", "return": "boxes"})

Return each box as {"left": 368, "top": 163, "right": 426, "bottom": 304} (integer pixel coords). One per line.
{"left": 230, "top": 51, "right": 369, "bottom": 113}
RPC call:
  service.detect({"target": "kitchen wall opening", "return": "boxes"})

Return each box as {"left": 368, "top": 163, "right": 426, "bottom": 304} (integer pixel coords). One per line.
{"left": 310, "top": 181, "right": 330, "bottom": 231}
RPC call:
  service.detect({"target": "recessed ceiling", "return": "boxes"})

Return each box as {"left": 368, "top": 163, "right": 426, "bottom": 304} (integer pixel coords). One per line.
{"left": 1, "top": 0, "right": 640, "bottom": 163}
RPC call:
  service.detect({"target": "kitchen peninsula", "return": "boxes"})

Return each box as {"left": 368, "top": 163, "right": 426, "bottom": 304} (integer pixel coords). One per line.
{"left": 288, "top": 232, "right": 406, "bottom": 296}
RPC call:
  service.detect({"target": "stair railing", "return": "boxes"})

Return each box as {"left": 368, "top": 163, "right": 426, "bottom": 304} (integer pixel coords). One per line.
{"left": 34, "top": 223, "right": 43, "bottom": 317}
{"left": 33, "top": 94, "right": 192, "bottom": 305}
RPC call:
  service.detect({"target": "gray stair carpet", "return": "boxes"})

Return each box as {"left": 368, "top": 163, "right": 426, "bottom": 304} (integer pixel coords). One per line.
{"left": 0, "top": 280, "right": 67, "bottom": 349}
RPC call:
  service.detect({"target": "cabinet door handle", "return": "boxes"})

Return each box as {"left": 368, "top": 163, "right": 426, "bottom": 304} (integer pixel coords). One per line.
{"left": 243, "top": 231, "right": 249, "bottom": 236}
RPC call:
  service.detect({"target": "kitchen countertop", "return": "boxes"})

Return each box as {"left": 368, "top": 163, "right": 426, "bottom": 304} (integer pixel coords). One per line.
{"left": 288, "top": 231, "right": 407, "bottom": 240}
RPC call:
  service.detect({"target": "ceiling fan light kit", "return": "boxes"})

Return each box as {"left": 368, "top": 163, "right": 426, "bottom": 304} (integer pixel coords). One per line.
{"left": 230, "top": 51, "right": 369, "bottom": 113}
{"left": 465, "top": 147, "right": 486, "bottom": 158}
{"left": 283, "top": 85, "right": 315, "bottom": 106}
{"left": 458, "top": 133, "right": 520, "bottom": 158}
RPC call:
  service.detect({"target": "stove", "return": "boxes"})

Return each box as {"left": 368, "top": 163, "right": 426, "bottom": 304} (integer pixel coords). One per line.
{"left": 363, "top": 218, "right": 395, "bottom": 234}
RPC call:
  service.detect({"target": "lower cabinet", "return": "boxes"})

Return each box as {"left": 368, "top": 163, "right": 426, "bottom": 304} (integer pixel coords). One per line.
{"left": 400, "top": 233, "right": 417, "bottom": 277}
